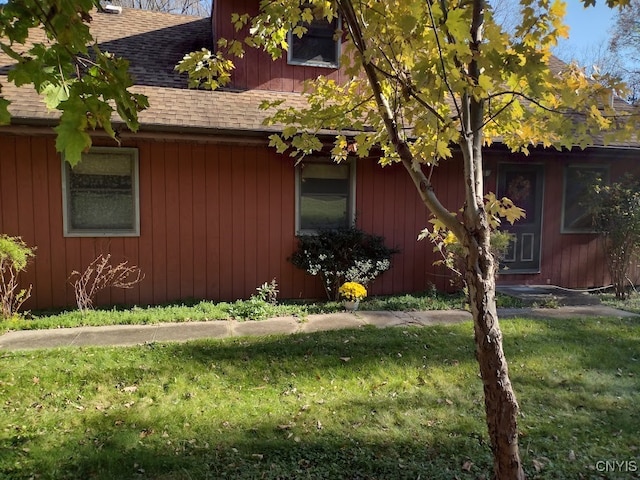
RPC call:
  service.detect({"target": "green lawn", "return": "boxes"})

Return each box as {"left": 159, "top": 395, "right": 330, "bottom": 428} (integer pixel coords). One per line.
{"left": 1, "top": 316, "right": 638, "bottom": 479}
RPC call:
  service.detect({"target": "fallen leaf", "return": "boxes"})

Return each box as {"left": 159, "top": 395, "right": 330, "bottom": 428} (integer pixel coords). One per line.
{"left": 462, "top": 460, "right": 473, "bottom": 472}
{"left": 533, "top": 458, "right": 545, "bottom": 472}
{"left": 122, "top": 385, "right": 138, "bottom": 393}
{"left": 339, "top": 357, "right": 351, "bottom": 362}
{"left": 32, "top": 377, "right": 40, "bottom": 384}
{"left": 568, "top": 450, "right": 576, "bottom": 461}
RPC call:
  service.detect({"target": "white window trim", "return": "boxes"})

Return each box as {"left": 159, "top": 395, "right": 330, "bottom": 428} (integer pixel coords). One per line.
{"left": 560, "top": 163, "right": 609, "bottom": 234}
{"left": 295, "top": 158, "right": 356, "bottom": 235}
{"left": 287, "top": 16, "right": 341, "bottom": 68}
{"left": 62, "top": 147, "right": 140, "bottom": 237}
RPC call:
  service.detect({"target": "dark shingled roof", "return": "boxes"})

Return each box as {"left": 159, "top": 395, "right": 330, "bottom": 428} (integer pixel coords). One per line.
{"left": 0, "top": 7, "right": 308, "bottom": 135}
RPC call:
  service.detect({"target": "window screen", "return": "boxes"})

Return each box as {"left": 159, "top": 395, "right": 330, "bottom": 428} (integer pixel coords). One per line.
{"left": 562, "top": 164, "right": 609, "bottom": 233}
{"left": 298, "top": 161, "right": 353, "bottom": 232}
{"left": 63, "top": 148, "right": 139, "bottom": 236}
{"left": 289, "top": 16, "right": 340, "bottom": 67}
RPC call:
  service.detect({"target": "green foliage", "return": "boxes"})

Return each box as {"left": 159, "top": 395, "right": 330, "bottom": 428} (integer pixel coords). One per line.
{"left": 290, "top": 227, "right": 398, "bottom": 300}
{"left": 255, "top": 278, "right": 279, "bottom": 305}
{"left": 532, "top": 295, "right": 560, "bottom": 309}
{"left": 0, "top": 291, "right": 473, "bottom": 333}
{"left": 360, "top": 290, "right": 467, "bottom": 311}
{"left": 495, "top": 293, "right": 525, "bottom": 309}
{"left": 600, "top": 290, "right": 640, "bottom": 313}
{"left": 0, "top": 234, "right": 35, "bottom": 272}
{"left": 0, "top": 0, "right": 148, "bottom": 164}
{"left": 588, "top": 174, "right": 640, "bottom": 299}
{"left": 227, "top": 297, "right": 276, "bottom": 321}
{"left": 228, "top": 279, "right": 282, "bottom": 320}
{"left": 175, "top": 48, "right": 235, "bottom": 90}
{"left": 0, "top": 235, "right": 35, "bottom": 320}
{"left": 420, "top": 194, "right": 519, "bottom": 278}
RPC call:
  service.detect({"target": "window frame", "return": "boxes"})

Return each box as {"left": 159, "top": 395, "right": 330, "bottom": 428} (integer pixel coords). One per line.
{"left": 295, "top": 157, "right": 356, "bottom": 235}
{"left": 561, "top": 163, "right": 609, "bottom": 234}
{"left": 287, "top": 15, "right": 341, "bottom": 68}
{"left": 61, "top": 147, "right": 140, "bottom": 237}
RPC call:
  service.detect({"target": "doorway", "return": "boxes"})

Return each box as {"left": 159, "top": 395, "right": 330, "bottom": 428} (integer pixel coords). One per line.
{"left": 496, "top": 164, "right": 545, "bottom": 273}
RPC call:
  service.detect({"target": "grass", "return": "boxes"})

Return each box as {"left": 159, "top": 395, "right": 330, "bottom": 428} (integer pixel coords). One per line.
{"left": 0, "top": 290, "right": 467, "bottom": 333}
{"left": 600, "top": 290, "right": 640, "bottom": 314}
{"left": 1, "top": 316, "right": 639, "bottom": 479}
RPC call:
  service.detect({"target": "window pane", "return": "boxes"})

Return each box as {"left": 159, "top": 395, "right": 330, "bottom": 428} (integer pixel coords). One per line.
{"left": 299, "top": 162, "right": 350, "bottom": 231}
{"left": 65, "top": 150, "right": 137, "bottom": 234}
{"left": 70, "top": 192, "right": 134, "bottom": 230}
{"left": 563, "top": 165, "right": 608, "bottom": 232}
{"left": 290, "top": 18, "right": 338, "bottom": 65}
{"left": 300, "top": 194, "right": 348, "bottom": 230}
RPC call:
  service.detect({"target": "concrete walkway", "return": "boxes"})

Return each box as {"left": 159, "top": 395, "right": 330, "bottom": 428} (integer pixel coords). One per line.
{"left": 0, "top": 305, "right": 636, "bottom": 351}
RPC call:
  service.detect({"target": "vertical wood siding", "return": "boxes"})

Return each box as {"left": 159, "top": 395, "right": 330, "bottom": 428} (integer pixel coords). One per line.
{"left": 213, "top": 0, "right": 347, "bottom": 92}
{"left": 1, "top": 132, "right": 638, "bottom": 310}
{"left": 486, "top": 150, "right": 640, "bottom": 289}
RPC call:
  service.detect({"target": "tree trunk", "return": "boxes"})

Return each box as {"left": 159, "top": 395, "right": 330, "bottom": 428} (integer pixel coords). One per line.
{"left": 465, "top": 231, "right": 525, "bottom": 480}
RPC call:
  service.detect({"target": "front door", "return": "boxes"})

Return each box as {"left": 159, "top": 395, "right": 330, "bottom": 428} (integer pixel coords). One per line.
{"left": 496, "top": 164, "right": 544, "bottom": 273}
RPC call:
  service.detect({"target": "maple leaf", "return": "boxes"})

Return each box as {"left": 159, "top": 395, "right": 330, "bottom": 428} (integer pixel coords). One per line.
{"left": 54, "top": 121, "right": 91, "bottom": 167}
{"left": 0, "top": 98, "right": 10, "bottom": 125}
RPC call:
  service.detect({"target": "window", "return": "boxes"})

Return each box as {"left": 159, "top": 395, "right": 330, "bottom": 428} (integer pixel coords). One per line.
{"left": 62, "top": 147, "right": 140, "bottom": 236}
{"left": 561, "top": 164, "right": 609, "bottom": 233}
{"left": 288, "top": 15, "right": 340, "bottom": 68}
{"left": 296, "top": 159, "right": 355, "bottom": 233}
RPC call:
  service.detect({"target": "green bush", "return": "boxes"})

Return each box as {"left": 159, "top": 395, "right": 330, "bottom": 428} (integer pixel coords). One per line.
{"left": 227, "top": 297, "right": 276, "bottom": 321}
{"left": 290, "top": 227, "right": 398, "bottom": 300}
{"left": 588, "top": 174, "right": 640, "bottom": 299}
{"left": 0, "top": 234, "right": 35, "bottom": 319}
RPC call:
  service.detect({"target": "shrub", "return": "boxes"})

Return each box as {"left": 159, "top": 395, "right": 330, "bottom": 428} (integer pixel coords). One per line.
{"left": 255, "top": 278, "right": 279, "bottom": 305}
{"left": 290, "top": 227, "right": 398, "bottom": 300}
{"left": 69, "top": 254, "right": 144, "bottom": 311}
{"left": 0, "top": 234, "right": 35, "bottom": 319}
{"left": 588, "top": 174, "right": 640, "bottom": 299}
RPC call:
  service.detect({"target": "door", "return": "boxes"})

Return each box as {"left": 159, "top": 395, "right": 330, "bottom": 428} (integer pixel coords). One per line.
{"left": 496, "top": 164, "right": 544, "bottom": 273}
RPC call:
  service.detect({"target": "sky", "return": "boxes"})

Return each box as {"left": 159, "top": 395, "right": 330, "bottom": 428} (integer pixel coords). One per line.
{"left": 555, "top": 1, "right": 617, "bottom": 59}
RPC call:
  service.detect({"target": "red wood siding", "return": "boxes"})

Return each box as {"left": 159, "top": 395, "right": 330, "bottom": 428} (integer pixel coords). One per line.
{"left": 2, "top": 131, "right": 638, "bottom": 310}
{"left": 0, "top": 133, "right": 320, "bottom": 309}
{"left": 486, "top": 150, "right": 640, "bottom": 289}
{"left": 213, "top": 0, "right": 348, "bottom": 92}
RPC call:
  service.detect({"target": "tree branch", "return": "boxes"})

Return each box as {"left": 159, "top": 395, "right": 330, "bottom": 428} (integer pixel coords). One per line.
{"left": 337, "top": 0, "right": 463, "bottom": 238}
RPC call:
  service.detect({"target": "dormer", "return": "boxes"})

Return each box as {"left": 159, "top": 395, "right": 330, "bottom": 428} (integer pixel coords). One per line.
{"left": 287, "top": 14, "right": 341, "bottom": 68}
{"left": 212, "top": 0, "right": 347, "bottom": 92}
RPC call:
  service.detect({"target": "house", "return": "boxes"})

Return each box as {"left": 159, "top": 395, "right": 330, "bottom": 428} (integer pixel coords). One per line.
{"left": 0, "top": 4, "right": 638, "bottom": 311}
